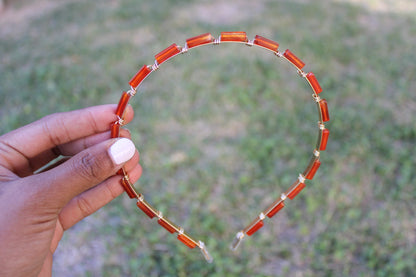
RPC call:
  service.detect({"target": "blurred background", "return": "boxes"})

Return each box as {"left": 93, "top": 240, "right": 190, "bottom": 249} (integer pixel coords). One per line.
{"left": 1, "top": 0, "right": 415, "bottom": 276}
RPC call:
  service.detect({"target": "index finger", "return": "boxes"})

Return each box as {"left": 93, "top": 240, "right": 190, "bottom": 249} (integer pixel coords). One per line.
{"left": 0, "top": 104, "right": 134, "bottom": 159}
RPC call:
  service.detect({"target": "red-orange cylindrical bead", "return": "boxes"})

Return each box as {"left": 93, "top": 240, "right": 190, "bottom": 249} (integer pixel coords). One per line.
{"left": 220, "top": 31, "right": 248, "bottom": 42}
{"left": 267, "top": 201, "right": 285, "bottom": 218}
{"left": 319, "top": 99, "right": 330, "bottom": 122}
{"left": 287, "top": 183, "right": 306, "bottom": 200}
{"left": 186, "top": 33, "right": 214, "bottom": 48}
{"left": 115, "top": 91, "right": 131, "bottom": 118}
{"left": 120, "top": 177, "right": 138, "bottom": 199}
{"left": 306, "top": 72, "right": 322, "bottom": 94}
{"left": 110, "top": 122, "right": 120, "bottom": 138}
{"left": 253, "top": 35, "right": 279, "bottom": 52}
{"left": 158, "top": 218, "right": 177, "bottom": 234}
{"left": 137, "top": 200, "right": 157, "bottom": 219}
{"left": 177, "top": 234, "right": 197, "bottom": 249}
{"left": 246, "top": 220, "right": 264, "bottom": 236}
{"left": 305, "top": 159, "right": 321, "bottom": 180}
{"left": 129, "top": 65, "right": 152, "bottom": 88}
{"left": 283, "top": 49, "right": 305, "bottom": 69}
{"left": 155, "top": 43, "right": 181, "bottom": 65}
{"left": 320, "top": 129, "right": 330, "bottom": 151}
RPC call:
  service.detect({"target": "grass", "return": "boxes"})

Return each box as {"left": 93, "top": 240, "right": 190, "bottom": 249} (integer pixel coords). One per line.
{"left": 1, "top": 0, "right": 415, "bottom": 276}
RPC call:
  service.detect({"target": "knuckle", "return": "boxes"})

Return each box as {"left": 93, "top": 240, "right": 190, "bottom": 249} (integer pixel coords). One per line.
{"left": 41, "top": 113, "right": 71, "bottom": 146}
{"left": 76, "top": 194, "right": 95, "bottom": 218}
{"left": 75, "top": 152, "right": 102, "bottom": 181}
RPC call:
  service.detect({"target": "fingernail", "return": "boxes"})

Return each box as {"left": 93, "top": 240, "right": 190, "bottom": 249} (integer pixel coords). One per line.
{"left": 109, "top": 138, "right": 136, "bottom": 165}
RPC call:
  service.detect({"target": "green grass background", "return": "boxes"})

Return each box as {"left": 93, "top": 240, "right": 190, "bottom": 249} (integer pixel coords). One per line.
{"left": 1, "top": 0, "right": 415, "bottom": 276}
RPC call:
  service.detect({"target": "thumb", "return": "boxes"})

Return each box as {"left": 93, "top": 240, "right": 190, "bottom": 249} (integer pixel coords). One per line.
{"left": 30, "top": 138, "right": 136, "bottom": 209}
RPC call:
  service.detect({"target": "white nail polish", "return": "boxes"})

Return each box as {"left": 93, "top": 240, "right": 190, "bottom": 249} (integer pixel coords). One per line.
{"left": 109, "top": 138, "right": 136, "bottom": 165}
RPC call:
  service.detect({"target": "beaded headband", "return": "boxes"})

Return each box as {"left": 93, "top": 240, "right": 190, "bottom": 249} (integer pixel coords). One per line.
{"left": 111, "top": 32, "right": 330, "bottom": 263}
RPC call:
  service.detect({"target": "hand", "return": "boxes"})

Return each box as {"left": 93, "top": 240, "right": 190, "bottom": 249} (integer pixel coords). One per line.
{"left": 0, "top": 105, "right": 142, "bottom": 277}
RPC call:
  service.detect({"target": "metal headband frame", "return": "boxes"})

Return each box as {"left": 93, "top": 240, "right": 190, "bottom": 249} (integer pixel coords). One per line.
{"left": 111, "top": 32, "right": 330, "bottom": 263}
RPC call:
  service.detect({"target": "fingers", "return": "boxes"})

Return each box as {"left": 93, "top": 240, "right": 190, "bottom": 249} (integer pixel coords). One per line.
{"left": 29, "top": 128, "right": 132, "bottom": 173}
{"left": 58, "top": 161, "right": 142, "bottom": 231}
{"left": 57, "top": 128, "right": 131, "bottom": 157}
{"left": 49, "top": 150, "right": 139, "bottom": 253}
{"left": 1, "top": 104, "right": 134, "bottom": 161}
{"left": 28, "top": 138, "right": 137, "bottom": 210}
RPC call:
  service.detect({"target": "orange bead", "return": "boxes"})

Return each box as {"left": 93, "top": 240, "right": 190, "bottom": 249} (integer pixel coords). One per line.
{"left": 115, "top": 91, "right": 131, "bottom": 118}
{"left": 129, "top": 65, "right": 152, "bottom": 88}
{"left": 177, "top": 234, "right": 197, "bottom": 249}
{"left": 186, "top": 33, "right": 214, "bottom": 48}
{"left": 320, "top": 129, "right": 330, "bottom": 151}
{"left": 253, "top": 35, "right": 279, "bottom": 52}
{"left": 220, "top": 31, "right": 248, "bottom": 42}
{"left": 155, "top": 43, "right": 181, "bottom": 65}
{"left": 319, "top": 99, "right": 330, "bottom": 122}
{"left": 158, "top": 218, "right": 177, "bottom": 234}
{"left": 137, "top": 199, "right": 157, "bottom": 218}
{"left": 110, "top": 122, "right": 120, "bottom": 138}
{"left": 287, "top": 182, "right": 306, "bottom": 200}
{"left": 120, "top": 177, "right": 138, "bottom": 199}
{"left": 306, "top": 72, "right": 322, "bottom": 94}
{"left": 246, "top": 220, "right": 264, "bottom": 236}
{"left": 283, "top": 49, "right": 305, "bottom": 69}
{"left": 305, "top": 159, "right": 321, "bottom": 180}
{"left": 266, "top": 201, "right": 285, "bottom": 218}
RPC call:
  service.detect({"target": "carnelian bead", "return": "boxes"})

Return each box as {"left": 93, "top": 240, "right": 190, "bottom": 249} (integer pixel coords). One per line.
{"left": 177, "top": 234, "right": 197, "bottom": 249}
{"left": 287, "top": 182, "right": 306, "bottom": 200}
{"left": 110, "top": 123, "right": 120, "bottom": 138}
{"left": 115, "top": 91, "right": 131, "bottom": 118}
{"left": 306, "top": 72, "right": 322, "bottom": 94}
{"left": 283, "top": 49, "right": 305, "bottom": 69}
{"left": 155, "top": 44, "right": 181, "bottom": 65}
{"left": 319, "top": 99, "right": 330, "bottom": 122}
{"left": 186, "top": 33, "right": 214, "bottom": 48}
{"left": 253, "top": 35, "right": 279, "bottom": 52}
{"left": 158, "top": 218, "right": 177, "bottom": 234}
{"left": 246, "top": 220, "right": 264, "bottom": 236}
{"left": 129, "top": 65, "right": 152, "bottom": 88}
{"left": 267, "top": 201, "right": 285, "bottom": 218}
{"left": 120, "top": 177, "right": 138, "bottom": 199}
{"left": 320, "top": 129, "right": 330, "bottom": 151}
{"left": 220, "top": 31, "right": 248, "bottom": 42}
{"left": 305, "top": 159, "right": 321, "bottom": 180}
{"left": 137, "top": 199, "right": 157, "bottom": 218}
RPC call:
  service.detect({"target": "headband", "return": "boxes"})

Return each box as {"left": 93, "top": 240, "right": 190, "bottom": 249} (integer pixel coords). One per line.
{"left": 111, "top": 32, "right": 330, "bottom": 262}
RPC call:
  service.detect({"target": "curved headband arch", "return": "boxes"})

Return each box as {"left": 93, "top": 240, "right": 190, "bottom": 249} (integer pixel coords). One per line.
{"left": 111, "top": 32, "right": 330, "bottom": 263}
